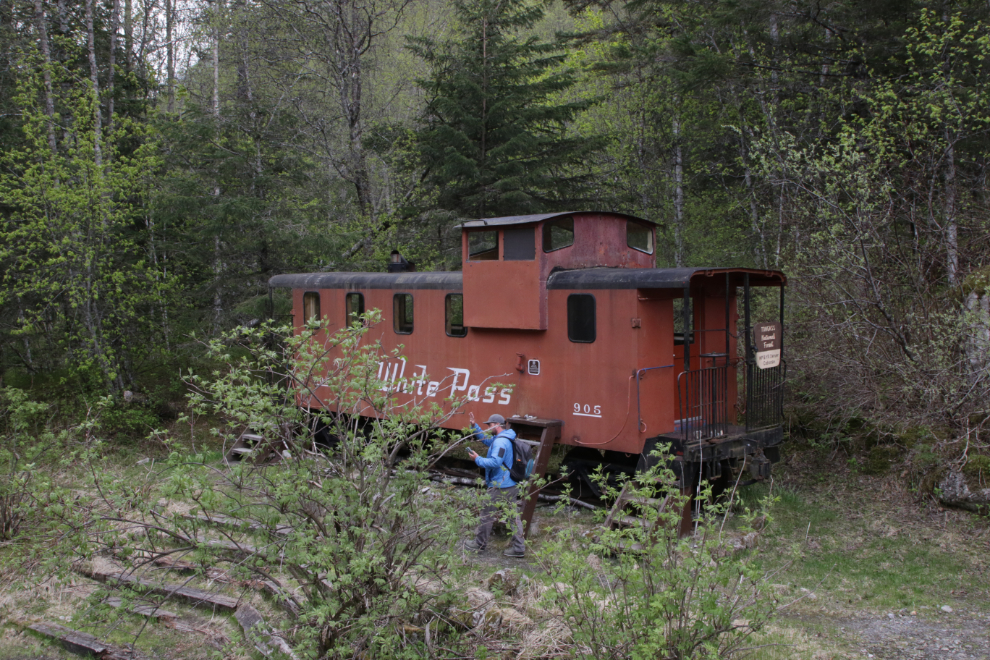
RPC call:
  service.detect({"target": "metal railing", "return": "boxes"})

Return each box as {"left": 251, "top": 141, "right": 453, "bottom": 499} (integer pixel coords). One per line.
{"left": 676, "top": 365, "right": 729, "bottom": 442}
{"left": 745, "top": 360, "right": 786, "bottom": 431}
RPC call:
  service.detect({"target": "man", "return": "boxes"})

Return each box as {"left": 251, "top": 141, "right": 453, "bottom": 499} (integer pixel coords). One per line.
{"left": 463, "top": 412, "right": 526, "bottom": 558}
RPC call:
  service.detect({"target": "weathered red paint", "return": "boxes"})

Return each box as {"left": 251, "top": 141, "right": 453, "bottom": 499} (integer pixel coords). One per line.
{"left": 285, "top": 213, "right": 782, "bottom": 455}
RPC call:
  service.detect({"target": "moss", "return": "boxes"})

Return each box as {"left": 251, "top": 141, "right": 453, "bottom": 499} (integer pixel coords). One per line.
{"left": 897, "top": 427, "right": 937, "bottom": 447}
{"left": 962, "top": 455, "right": 990, "bottom": 490}
{"left": 959, "top": 265, "right": 990, "bottom": 297}
{"left": 862, "top": 445, "right": 903, "bottom": 475}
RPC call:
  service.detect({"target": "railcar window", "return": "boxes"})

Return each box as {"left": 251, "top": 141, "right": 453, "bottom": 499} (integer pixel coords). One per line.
{"left": 542, "top": 216, "right": 574, "bottom": 252}
{"left": 345, "top": 292, "right": 364, "bottom": 327}
{"left": 303, "top": 292, "right": 320, "bottom": 323}
{"left": 393, "top": 293, "right": 413, "bottom": 334}
{"left": 673, "top": 297, "right": 694, "bottom": 345}
{"left": 504, "top": 227, "right": 535, "bottom": 260}
{"left": 445, "top": 294, "right": 468, "bottom": 337}
{"left": 468, "top": 231, "right": 499, "bottom": 261}
{"left": 567, "top": 294, "right": 596, "bottom": 343}
{"left": 627, "top": 220, "right": 654, "bottom": 254}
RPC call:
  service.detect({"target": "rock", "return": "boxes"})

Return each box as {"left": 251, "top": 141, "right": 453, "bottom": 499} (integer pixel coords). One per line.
{"left": 942, "top": 605, "right": 953, "bottom": 613}
{"left": 473, "top": 606, "right": 503, "bottom": 632}
{"left": 486, "top": 569, "right": 520, "bottom": 595}
{"left": 937, "top": 470, "right": 990, "bottom": 512}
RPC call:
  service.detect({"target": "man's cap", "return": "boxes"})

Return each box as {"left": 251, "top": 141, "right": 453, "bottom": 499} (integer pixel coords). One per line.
{"left": 484, "top": 414, "right": 505, "bottom": 425}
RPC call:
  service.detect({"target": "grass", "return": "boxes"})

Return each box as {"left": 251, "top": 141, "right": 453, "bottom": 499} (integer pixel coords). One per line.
{"left": 4, "top": 427, "right": 990, "bottom": 660}
{"left": 736, "top": 468, "right": 989, "bottom": 616}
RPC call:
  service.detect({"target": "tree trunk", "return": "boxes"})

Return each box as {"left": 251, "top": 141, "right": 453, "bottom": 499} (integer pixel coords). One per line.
{"left": 945, "top": 134, "right": 958, "bottom": 286}
{"left": 85, "top": 0, "right": 103, "bottom": 166}
{"left": 33, "top": 0, "right": 57, "bottom": 154}
{"left": 212, "top": 0, "right": 224, "bottom": 332}
{"left": 108, "top": 0, "right": 119, "bottom": 135}
{"left": 672, "top": 111, "right": 685, "bottom": 267}
{"left": 124, "top": 0, "right": 133, "bottom": 72}
{"left": 166, "top": 0, "right": 175, "bottom": 112}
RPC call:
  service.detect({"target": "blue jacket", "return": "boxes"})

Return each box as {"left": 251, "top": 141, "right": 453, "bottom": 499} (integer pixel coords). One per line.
{"left": 471, "top": 424, "right": 517, "bottom": 489}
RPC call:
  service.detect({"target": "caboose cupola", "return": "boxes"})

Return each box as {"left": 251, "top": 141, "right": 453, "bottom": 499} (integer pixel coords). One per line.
{"left": 461, "top": 212, "right": 657, "bottom": 330}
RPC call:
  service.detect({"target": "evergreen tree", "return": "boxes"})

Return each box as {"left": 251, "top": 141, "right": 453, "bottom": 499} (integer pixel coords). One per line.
{"left": 409, "top": 0, "right": 605, "bottom": 221}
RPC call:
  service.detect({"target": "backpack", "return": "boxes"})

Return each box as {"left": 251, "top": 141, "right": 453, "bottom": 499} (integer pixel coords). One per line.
{"left": 506, "top": 436, "right": 535, "bottom": 483}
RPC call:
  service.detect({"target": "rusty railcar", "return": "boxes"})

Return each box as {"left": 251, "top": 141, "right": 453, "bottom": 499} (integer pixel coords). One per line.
{"left": 269, "top": 211, "right": 786, "bottom": 501}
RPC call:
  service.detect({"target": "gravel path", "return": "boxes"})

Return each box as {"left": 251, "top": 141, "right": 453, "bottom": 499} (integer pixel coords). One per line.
{"left": 826, "top": 609, "right": 990, "bottom": 659}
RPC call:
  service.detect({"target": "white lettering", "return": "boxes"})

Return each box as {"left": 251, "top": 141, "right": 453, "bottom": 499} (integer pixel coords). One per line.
{"left": 483, "top": 386, "right": 496, "bottom": 404}
{"left": 467, "top": 385, "right": 480, "bottom": 401}
{"left": 498, "top": 388, "right": 511, "bottom": 405}
{"left": 426, "top": 381, "right": 440, "bottom": 397}
{"left": 448, "top": 368, "right": 471, "bottom": 397}
{"left": 414, "top": 365, "right": 427, "bottom": 395}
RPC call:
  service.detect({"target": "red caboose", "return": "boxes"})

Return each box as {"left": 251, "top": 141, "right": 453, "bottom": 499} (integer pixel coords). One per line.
{"left": 270, "top": 211, "right": 786, "bottom": 499}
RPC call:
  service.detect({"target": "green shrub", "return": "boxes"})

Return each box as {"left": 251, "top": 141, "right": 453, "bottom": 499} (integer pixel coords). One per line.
{"left": 863, "top": 445, "right": 903, "bottom": 475}
{"left": 962, "top": 455, "right": 990, "bottom": 490}
{"left": 103, "top": 314, "right": 480, "bottom": 658}
{"left": 536, "top": 457, "right": 778, "bottom": 659}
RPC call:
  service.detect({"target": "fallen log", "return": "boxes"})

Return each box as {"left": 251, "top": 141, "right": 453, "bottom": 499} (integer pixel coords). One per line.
{"left": 78, "top": 567, "right": 239, "bottom": 612}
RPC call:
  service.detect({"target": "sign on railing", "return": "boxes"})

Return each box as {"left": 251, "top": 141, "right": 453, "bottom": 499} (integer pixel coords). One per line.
{"left": 754, "top": 321, "right": 781, "bottom": 369}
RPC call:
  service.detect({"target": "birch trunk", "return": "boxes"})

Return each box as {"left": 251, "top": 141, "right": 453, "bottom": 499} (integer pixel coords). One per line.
{"left": 166, "top": 0, "right": 175, "bottom": 112}
{"left": 108, "top": 0, "right": 119, "bottom": 135}
{"left": 945, "top": 131, "right": 958, "bottom": 286}
{"left": 33, "top": 0, "right": 57, "bottom": 154}
{"left": 212, "top": 0, "right": 224, "bottom": 332}
{"left": 85, "top": 0, "right": 102, "bottom": 166}
{"left": 672, "top": 111, "right": 685, "bottom": 267}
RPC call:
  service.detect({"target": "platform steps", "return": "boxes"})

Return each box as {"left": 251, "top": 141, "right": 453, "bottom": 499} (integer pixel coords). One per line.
{"left": 224, "top": 430, "right": 289, "bottom": 464}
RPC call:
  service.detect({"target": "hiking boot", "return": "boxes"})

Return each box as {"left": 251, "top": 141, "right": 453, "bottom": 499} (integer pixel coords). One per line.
{"left": 462, "top": 540, "right": 484, "bottom": 553}
{"left": 502, "top": 548, "right": 525, "bottom": 558}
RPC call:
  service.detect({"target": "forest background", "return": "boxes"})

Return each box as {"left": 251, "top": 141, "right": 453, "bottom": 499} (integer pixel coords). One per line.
{"left": 2, "top": 0, "right": 990, "bottom": 485}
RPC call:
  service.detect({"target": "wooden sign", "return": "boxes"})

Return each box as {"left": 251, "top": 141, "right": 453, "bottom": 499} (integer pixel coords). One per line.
{"left": 754, "top": 322, "right": 782, "bottom": 369}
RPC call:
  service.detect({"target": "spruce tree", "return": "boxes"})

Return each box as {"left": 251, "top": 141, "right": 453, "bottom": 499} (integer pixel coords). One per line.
{"left": 409, "top": 0, "right": 604, "bottom": 220}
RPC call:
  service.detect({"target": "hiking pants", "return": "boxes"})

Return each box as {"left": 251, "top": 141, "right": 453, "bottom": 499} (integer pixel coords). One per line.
{"left": 475, "top": 485, "right": 525, "bottom": 554}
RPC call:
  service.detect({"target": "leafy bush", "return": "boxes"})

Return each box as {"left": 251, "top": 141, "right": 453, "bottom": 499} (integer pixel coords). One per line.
{"left": 0, "top": 387, "right": 49, "bottom": 540}
{"left": 537, "top": 456, "right": 778, "bottom": 659}
{"left": 105, "top": 314, "right": 479, "bottom": 658}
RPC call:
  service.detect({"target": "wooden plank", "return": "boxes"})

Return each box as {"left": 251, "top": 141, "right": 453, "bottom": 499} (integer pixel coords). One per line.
{"left": 519, "top": 421, "right": 561, "bottom": 537}
{"left": 104, "top": 597, "right": 179, "bottom": 620}
{"left": 87, "top": 570, "right": 239, "bottom": 612}
{"left": 179, "top": 513, "right": 292, "bottom": 537}
{"left": 235, "top": 604, "right": 299, "bottom": 660}
{"left": 104, "top": 598, "right": 230, "bottom": 648}
{"left": 603, "top": 483, "right": 631, "bottom": 529}
{"left": 28, "top": 622, "right": 108, "bottom": 656}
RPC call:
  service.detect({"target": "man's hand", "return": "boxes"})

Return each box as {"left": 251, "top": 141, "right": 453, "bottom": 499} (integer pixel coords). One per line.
{"left": 467, "top": 449, "right": 479, "bottom": 461}
{"left": 469, "top": 412, "right": 476, "bottom": 426}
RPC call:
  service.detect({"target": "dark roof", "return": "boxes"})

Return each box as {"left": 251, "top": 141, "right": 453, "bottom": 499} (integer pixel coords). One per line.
{"left": 460, "top": 211, "right": 656, "bottom": 228}
{"left": 269, "top": 267, "right": 785, "bottom": 291}
{"left": 547, "top": 267, "right": 787, "bottom": 290}
{"left": 269, "top": 272, "right": 462, "bottom": 290}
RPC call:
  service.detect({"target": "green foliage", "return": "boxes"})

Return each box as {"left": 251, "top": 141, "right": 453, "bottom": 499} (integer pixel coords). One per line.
{"left": 106, "top": 314, "right": 477, "bottom": 658}
{"left": 0, "top": 51, "right": 171, "bottom": 392}
{"left": 962, "top": 454, "right": 990, "bottom": 489}
{"left": 0, "top": 387, "right": 100, "bottom": 576}
{"left": 409, "top": 0, "right": 605, "bottom": 222}
{"left": 537, "top": 452, "right": 777, "bottom": 659}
